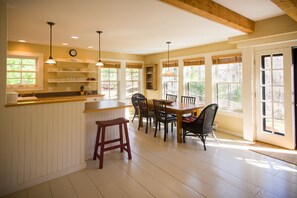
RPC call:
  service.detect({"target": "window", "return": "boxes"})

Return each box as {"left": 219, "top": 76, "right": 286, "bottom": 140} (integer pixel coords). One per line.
{"left": 6, "top": 52, "right": 43, "bottom": 91}
{"left": 184, "top": 57, "right": 205, "bottom": 104}
{"left": 126, "top": 63, "right": 142, "bottom": 99}
{"left": 100, "top": 62, "right": 119, "bottom": 99}
{"left": 162, "top": 60, "right": 178, "bottom": 99}
{"left": 213, "top": 54, "right": 242, "bottom": 112}
{"left": 260, "top": 54, "right": 284, "bottom": 135}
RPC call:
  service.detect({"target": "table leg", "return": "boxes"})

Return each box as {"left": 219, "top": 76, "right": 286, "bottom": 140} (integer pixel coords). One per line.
{"left": 176, "top": 112, "right": 183, "bottom": 143}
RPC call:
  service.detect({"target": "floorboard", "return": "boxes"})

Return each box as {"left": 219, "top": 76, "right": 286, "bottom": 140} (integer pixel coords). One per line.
{"left": 2, "top": 120, "right": 297, "bottom": 198}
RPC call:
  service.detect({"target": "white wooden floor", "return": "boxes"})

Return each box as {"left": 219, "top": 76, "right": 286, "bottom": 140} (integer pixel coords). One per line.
{"left": 2, "top": 120, "right": 297, "bottom": 198}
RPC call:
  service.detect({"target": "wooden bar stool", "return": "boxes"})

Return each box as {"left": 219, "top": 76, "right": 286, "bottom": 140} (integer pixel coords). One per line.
{"left": 93, "top": 117, "right": 132, "bottom": 169}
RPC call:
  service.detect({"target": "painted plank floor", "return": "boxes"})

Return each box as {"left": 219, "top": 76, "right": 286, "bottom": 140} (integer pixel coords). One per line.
{"left": 2, "top": 120, "right": 297, "bottom": 198}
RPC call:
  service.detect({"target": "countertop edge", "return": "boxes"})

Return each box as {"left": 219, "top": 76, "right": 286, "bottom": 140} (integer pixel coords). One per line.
{"left": 5, "top": 98, "right": 86, "bottom": 107}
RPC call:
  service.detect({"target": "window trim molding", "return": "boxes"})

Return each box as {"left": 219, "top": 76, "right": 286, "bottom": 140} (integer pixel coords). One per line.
{"left": 7, "top": 51, "right": 44, "bottom": 91}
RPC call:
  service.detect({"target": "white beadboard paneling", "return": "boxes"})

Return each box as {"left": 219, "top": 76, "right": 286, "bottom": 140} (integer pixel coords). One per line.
{"left": 0, "top": 101, "right": 86, "bottom": 196}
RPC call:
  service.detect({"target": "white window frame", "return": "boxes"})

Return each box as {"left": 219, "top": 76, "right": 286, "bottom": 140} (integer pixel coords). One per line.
{"left": 162, "top": 67, "right": 179, "bottom": 99}
{"left": 100, "top": 67, "right": 119, "bottom": 100}
{"left": 214, "top": 62, "right": 242, "bottom": 113}
{"left": 125, "top": 68, "right": 141, "bottom": 99}
{"left": 7, "top": 51, "right": 43, "bottom": 91}
{"left": 184, "top": 65, "right": 205, "bottom": 104}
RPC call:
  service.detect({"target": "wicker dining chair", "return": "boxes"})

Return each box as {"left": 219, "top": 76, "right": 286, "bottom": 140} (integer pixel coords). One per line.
{"left": 182, "top": 103, "right": 218, "bottom": 150}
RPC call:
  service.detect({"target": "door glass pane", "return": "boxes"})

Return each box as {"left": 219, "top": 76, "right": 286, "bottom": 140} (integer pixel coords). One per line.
{"left": 274, "top": 119, "right": 284, "bottom": 134}
{"left": 273, "top": 70, "right": 283, "bottom": 85}
{"left": 260, "top": 54, "right": 285, "bottom": 135}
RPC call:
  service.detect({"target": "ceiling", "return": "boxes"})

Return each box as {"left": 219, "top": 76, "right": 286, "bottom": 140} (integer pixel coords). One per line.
{"left": 3, "top": 0, "right": 284, "bottom": 55}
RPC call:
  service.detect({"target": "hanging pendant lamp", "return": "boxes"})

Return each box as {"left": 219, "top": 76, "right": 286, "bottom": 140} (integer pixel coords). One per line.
{"left": 96, "top": 31, "right": 104, "bottom": 66}
{"left": 45, "top": 22, "right": 56, "bottom": 64}
{"left": 162, "top": 41, "right": 176, "bottom": 77}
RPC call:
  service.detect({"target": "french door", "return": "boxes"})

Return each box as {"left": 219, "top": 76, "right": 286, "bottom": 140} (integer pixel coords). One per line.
{"left": 255, "top": 47, "right": 295, "bottom": 149}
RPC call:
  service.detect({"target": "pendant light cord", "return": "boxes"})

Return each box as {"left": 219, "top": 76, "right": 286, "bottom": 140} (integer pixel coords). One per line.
{"left": 47, "top": 22, "right": 55, "bottom": 58}
{"left": 97, "top": 31, "right": 103, "bottom": 61}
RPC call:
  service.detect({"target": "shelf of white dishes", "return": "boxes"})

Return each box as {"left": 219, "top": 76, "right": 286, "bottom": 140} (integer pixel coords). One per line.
{"left": 47, "top": 80, "right": 98, "bottom": 83}
{"left": 48, "top": 71, "right": 97, "bottom": 73}
{"left": 55, "top": 58, "right": 96, "bottom": 64}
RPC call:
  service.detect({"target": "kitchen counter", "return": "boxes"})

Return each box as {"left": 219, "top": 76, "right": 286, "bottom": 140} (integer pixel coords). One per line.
{"left": 5, "top": 94, "right": 104, "bottom": 107}
{"left": 84, "top": 100, "right": 132, "bottom": 113}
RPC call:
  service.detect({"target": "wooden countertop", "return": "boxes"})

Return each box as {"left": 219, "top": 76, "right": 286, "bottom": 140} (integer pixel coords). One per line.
{"left": 5, "top": 94, "right": 104, "bottom": 107}
{"left": 84, "top": 100, "right": 132, "bottom": 113}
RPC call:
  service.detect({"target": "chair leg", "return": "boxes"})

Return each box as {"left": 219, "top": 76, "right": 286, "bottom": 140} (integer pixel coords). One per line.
{"left": 132, "top": 114, "right": 135, "bottom": 122}
{"left": 138, "top": 115, "right": 141, "bottom": 130}
{"left": 200, "top": 134, "right": 207, "bottom": 151}
{"left": 145, "top": 117, "right": 148, "bottom": 134}
{"left": 164, "top": 123, "right": 167, "bottom": 142}
{"left": 154, "top": 121, "right": 158, "bottom": 137}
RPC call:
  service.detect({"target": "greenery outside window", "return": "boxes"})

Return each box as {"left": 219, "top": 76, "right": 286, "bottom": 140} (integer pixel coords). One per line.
{"left": 213, "top": 54, "right": 242, "bottom": 112}
{"left": 126, "top": 63, "right": 142, "bottom": 99}
{"left": 184, "top": 57, "right": 205, "bottom": 104}
{"left": 6, "top": 52, "right": 43, "bottom": 91}
{"left": 100, "top": 62, "right": 119, "bottom": 99}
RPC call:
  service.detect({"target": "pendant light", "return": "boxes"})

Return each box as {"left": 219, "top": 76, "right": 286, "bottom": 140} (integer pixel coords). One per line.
{"left": 45, "top": 22, "right": 56, "bottom": 64}
{"left": 162, "top": 41, "right": 176, "bottom": 77}
{"left": 96, "top": 31, "right": 104, "bottom": 66}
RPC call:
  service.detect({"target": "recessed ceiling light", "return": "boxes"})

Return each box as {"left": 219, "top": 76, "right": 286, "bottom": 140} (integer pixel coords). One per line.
{"left": 71, "top": 36, "right": 79, "bottom": 39}
{"left": 87, "top": 46, "right": 93, "bottom": 49}
{"left": 18, "top": 40, "right": 26, "bottom": 43}
{"left": 62, "top": 43, "right": 68, "bottom": 46}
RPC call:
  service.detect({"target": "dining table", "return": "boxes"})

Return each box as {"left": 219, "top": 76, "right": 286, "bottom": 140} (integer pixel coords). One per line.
{"left": 148, "top": 99, "right": 204, "bottom": 143}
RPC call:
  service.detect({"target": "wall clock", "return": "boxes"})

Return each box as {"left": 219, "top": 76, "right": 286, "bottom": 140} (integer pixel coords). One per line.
{"left": 69, "top": 49, "right": 77, "bottom": 57}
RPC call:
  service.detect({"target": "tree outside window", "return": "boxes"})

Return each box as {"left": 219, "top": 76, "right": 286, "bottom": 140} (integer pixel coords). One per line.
{"left": 184, "top": 65, "right": 205, "bottom": 103}
{"left": 213, "top": 54, "right": 242, "bottom": 112}
{"left": 6, "top": 54, "right": 42, "bottom": 91}
{"left": 126, "top": 68, "right": 140, "bottom": 98}
{"left": 101, "top": 68, "right": 118, "bottom": 99}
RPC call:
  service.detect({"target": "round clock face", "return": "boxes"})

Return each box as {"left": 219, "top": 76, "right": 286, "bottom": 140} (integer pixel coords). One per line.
{"left": 69, "top": 49, "right": 77, "bottom": 57}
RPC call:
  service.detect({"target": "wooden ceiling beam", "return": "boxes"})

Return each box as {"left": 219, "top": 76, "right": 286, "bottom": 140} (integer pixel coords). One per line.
{"left": 160, "top": 0, "right": 254, "bottom": 33}
{"left": 271, "top": 0, "right": 297, "bottom": 22}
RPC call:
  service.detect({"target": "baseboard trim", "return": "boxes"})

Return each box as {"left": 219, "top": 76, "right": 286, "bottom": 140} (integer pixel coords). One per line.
{"left": 217, "top": 128, "right": 243, "bottom": 138}
{"left": 0, "top": 162, "right": 86, "bottom": 197}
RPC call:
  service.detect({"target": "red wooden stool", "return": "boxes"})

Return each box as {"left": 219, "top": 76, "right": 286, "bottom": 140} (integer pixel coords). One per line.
{"left": 93, "top": 117, "right": 132, "bottom": 169}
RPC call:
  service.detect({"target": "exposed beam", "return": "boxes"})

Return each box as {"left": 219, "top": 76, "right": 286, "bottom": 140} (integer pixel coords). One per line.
{"left": 271, "top": 0, "right": 297, "bottom": 22}
{"left": 160, "top": 0, "right": 254, "bottom": 33}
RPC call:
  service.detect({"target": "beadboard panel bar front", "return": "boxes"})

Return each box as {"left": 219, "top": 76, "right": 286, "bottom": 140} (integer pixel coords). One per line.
{"left": 0, "top": 101, "right": 86, "bottom": 196}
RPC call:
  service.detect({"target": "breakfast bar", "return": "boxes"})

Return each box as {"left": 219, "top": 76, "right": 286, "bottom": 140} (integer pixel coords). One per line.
{"left": 84, "top": 100, "right": 132, "bottom": 159}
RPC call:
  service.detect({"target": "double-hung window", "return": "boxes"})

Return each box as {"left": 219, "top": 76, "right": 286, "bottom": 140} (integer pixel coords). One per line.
{"left": 162, "top": 60, "right": 178, "bottom": 99}
{"left": 183, "top": 57, "right": 205, "bottom": 104}
{"left": 213, "top": 54, "right": 242, "bottom": 112}
{"left": 6, "top": 52, "right": 43, "bottom": 91}
{"left": 126, "top": 62, "right": 142, "bottom": 99}
{"left": 100, "top": 62, "right": 120, "bottom": 99}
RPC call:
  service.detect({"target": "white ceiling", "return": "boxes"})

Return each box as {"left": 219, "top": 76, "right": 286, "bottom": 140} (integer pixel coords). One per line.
{"left": 4, "top": 0, "right": 284, "bottom": 55}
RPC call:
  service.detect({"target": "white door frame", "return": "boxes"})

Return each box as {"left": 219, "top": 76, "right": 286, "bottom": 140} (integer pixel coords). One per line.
{"left": 255, "top": 46, "right": 295, "bottom": 149}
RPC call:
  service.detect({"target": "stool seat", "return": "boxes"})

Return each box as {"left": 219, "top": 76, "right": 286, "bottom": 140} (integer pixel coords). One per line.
{"left": 93, "top": 117, "right": 132, "bottom": 169}
{"left": 96, "top": 117, "right": 129, "bottom": 127}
